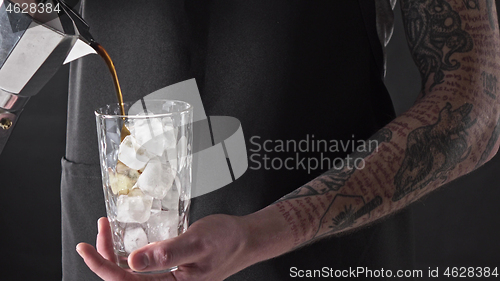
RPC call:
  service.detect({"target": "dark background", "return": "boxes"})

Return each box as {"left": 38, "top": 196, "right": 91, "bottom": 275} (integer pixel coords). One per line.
{"left": 0, "top": 2, "right": 499, "bottom": 280}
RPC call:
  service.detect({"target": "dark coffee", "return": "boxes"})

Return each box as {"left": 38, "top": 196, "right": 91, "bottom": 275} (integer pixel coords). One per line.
{"left": 91, "top": 42, "right": 130, "bottom": 140}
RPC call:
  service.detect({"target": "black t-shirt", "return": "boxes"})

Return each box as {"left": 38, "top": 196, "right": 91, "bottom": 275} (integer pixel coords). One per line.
{"left": 62, "top": 1, "right": 414, "bottom": 280}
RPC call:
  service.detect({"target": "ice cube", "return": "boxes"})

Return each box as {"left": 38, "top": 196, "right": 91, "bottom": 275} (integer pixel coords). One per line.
{"left": 109, "top": 173, "right": 135, "bottom": 195}
{"left": 123, "top": 226, "right": 148, "bottom": 254}
{"left": 161, "top": 183, "right": 179, "bottom": 211}
{"left": 163, "top": 147, "right": 178, "bottom": 171}
{"left": 151, "top": 198, "right": 162, "bottom": 214}
{"left": 118, "top": 135, "right": 151, "bottom": 170}
{"left": 116, "top": 189, "right": 153, "bottom": 223}
{"left": 162, "top": 117, "right": 177, "bottom": 149}
{"left": 147, "top": 210, "right": 179, "bottom": 243}
{"left": 109, "top": 162, "right": 141, "bottom": 195}
{"left": 135, "top": 158, "right": 175, "bottom": 199}
{"left": 131, "top": 116, "right": 166, "bottom": 157}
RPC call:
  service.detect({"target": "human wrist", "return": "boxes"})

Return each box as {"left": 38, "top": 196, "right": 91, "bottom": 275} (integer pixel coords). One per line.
{"left": 239, "top": 204, "right": 298, "bottom": 264}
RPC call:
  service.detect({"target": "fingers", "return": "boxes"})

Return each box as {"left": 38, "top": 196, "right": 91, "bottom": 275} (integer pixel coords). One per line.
{"left": 82, "top": 218, "right": 181, "bottom": 280}
{"left": 76, "top": 243, "right": 131, "bottom": 281}
{"left": 96, "top": 217, "right": 116, "bottom": 262}
{"left": 128, "top": 233, "right": 204, "bottom": 273}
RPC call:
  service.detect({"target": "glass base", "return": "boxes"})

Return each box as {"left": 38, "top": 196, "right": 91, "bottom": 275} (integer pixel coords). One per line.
{"left": 134, "top": 266, "right": 179, "bottom": 275}
{"left": 117, "top": 255, "right": 178, "bottom": 274}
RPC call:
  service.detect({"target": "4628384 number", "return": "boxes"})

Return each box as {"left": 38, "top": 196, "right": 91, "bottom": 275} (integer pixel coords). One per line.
{"left": 5, "top": 2, "right": 61, "bottom": 14}
{"left": 444, "top": 267, "right": 498, "bottom": 278}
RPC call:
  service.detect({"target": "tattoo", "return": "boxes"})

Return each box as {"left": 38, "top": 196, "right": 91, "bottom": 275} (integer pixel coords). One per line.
{"left": 273, "top": 130, "right": 391, "bottom": 240}
{"left": 402, "top": 0, "right": 474, "bottom": 92}
{"left": 476, "top": 117, "right": 500, "bottom": 168}
{"left": 462, "top": 0, "right": 480, "bottom": 10}
{"left": 315, "top": 195, "right": 383, "bottom": 238}
{"left": 393, "top": 103, "right": 476, "bottom": 201}
{"left": 274, "top": 129, "right": 393, "bottom": 203}
{"left": 486, "top": 0, "right": 496, "bottom": 30}
{"left": 319, "top": 129, "right": 392, "bottom": 191}
{"left": 481, "top": 71, "right": 498, "bottom": 99}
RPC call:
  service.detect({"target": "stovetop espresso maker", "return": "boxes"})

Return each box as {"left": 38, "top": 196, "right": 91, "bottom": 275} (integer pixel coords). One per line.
{"left": 0, "top": 0, "right": 95, "bottom": 154}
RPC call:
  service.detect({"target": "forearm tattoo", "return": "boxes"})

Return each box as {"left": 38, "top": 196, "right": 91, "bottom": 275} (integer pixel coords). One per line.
{"left": 273, "top": 129, "right": 392, "bottom": 242}
{"left": 393, "top": 103, "right": 475, "bottom": 201}
{"left": 314, "top": 195, "right": 383, "bottom": 239}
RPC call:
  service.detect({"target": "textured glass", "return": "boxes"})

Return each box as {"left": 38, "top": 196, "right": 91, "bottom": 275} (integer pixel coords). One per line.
{"left": 95, "top": 100, "right": 193, "bottom": 272}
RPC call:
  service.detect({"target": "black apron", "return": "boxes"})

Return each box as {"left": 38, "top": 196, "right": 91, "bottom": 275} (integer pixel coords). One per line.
{"left": 62, "top": 1, "right": 415, "bottom": 280}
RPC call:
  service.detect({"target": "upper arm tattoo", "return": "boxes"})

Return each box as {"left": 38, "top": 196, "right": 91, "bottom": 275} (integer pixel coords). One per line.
{"left": 462, "top": 0, "right": 480, "bottom": 10}
{"left": 401, "top": 0, "right": 474, "bottom": 92}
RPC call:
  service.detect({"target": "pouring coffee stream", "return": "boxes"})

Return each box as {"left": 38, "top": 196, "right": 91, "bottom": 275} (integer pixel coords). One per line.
{"left": 90, "top": 42, "right": 130, "bottom": 140}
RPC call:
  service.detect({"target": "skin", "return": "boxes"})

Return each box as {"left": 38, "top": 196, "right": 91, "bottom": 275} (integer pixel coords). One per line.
{"left": 77, "top": 1, "right": 500, "bottom": 280}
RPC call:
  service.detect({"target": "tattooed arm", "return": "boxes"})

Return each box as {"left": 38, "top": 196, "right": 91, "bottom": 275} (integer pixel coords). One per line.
{"left": 241, "top": 0, "right": 500, "bottom": 261}
{"left": 77, "top": 1, "right": 500, "bottom": 279}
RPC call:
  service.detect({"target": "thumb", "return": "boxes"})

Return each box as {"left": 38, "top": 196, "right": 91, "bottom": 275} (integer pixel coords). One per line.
{"left": 128, "top": 233, "right": 205, "bottom": 272}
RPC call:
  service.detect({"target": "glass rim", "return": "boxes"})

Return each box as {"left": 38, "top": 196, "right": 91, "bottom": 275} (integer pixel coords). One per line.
{"left": 95, "top": 99, "right": 193, "bottom": 119}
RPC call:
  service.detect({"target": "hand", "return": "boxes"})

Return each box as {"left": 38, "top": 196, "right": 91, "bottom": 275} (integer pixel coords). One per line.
{"left": 77, "top": 215, "right": 253, "bottom": 281}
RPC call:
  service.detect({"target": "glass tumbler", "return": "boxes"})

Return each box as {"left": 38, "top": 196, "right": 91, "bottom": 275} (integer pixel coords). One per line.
{"left": 95, "top": 99, "right": 192, "bottom": 272}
